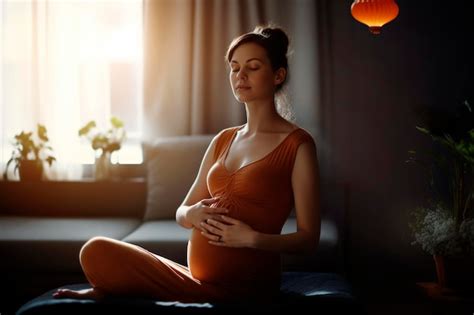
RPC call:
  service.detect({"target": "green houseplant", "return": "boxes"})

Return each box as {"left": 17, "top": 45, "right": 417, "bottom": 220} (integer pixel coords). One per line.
{"left": 406, "top": 99, "right": 474, "bottom": 290}
{"left": 78, "top": 116, "right": 126, "bottom": 180}
{"left": 3, "top": 124, "right": 56, "bottom": 181}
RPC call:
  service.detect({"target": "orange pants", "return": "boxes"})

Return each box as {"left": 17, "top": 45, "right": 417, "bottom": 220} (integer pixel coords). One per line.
{"left": 78, "top": 236, "right": 233, "bottom": 302}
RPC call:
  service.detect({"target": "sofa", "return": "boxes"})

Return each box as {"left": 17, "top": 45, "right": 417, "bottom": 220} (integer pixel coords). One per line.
{"left": 0, "top": 133, "right": 359, "bottom": 315}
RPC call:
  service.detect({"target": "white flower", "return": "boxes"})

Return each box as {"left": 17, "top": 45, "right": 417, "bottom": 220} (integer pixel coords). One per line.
{"left": 411, "top": 204, "right": 463, "bottom": 255}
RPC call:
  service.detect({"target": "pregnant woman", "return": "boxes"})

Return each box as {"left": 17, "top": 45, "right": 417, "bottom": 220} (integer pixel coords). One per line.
{"left": 53, "top": 24, "right": 321, "bottom": 302}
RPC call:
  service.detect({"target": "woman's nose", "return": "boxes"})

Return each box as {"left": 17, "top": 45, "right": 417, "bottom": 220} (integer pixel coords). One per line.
{"left": 236, "top": 69, "right": 247, "bottom": 79}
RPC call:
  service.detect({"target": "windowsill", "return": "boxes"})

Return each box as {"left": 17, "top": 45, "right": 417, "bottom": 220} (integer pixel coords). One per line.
{"left": 0, "top": 179, "right": 147, "bottom": 217}
{"left": 75, "top": 177, "right": 146, "bottom": 183}
{"left": 1, "top": 162, "right": 146, "bottom": 182}
{"left": 81, "top": 163, "right": 146, "bottom": 180}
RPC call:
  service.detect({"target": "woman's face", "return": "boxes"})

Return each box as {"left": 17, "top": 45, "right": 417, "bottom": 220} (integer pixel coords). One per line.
{"left": 229, "top": 42, "right": 281, "bottom": 103}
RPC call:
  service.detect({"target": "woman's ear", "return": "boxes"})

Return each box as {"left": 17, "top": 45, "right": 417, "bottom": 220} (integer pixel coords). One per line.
{"left": 274, "top": 68, "right": 287, "bottom": 86}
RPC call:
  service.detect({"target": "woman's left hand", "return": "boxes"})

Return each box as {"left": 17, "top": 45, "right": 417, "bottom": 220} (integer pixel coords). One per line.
{"left": 200, "top": 215, "right": 257, "bottom": 248}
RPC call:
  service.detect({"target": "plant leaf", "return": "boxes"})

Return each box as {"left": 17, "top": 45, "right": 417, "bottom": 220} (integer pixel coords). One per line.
{"left": 111, "top": 116, "right": 124, "bottom": 129}
{"left": 78, "top": 121, "right": 96, "bottom": 136}
{"left": 37, "top": 124, "right": 49, "bottom": 142}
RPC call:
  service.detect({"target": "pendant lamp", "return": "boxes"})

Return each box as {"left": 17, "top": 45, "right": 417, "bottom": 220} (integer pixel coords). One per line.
{"left": 351, "top": 0, "right": 399, "bottom": 35}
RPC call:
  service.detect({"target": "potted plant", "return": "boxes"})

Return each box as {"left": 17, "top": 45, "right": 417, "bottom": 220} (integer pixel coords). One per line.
{"left": 406, "top": 99, "right": 474, "bottom": 291}
{"left": 78, "top": 116, "right": 126, "bottom": 180}
{"left": 3, "top": 124, "right": 56, "bottom": 181}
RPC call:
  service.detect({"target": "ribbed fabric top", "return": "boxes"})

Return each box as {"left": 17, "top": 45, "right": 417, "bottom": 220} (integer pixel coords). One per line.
{"left": 187, "top": 124, "right": 316, "bottom": 298}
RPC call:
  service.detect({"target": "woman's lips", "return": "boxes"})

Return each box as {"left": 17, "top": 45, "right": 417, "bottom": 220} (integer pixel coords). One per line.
{"left": 236, "top": 86, "right": 251, "bottom": 91}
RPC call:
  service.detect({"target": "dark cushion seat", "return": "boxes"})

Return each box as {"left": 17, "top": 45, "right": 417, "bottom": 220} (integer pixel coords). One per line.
{"left": 16, "top": 272, "right": 364, "bottom": 315}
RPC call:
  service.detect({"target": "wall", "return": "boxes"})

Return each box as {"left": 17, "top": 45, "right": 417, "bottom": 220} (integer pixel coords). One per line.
{"left": 326, "top": 0, "right": 473, "bottom": 297}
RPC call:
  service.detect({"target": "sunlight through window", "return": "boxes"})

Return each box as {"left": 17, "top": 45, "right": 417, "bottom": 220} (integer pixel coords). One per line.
{"left": 1, "top": 0, "right": 143, "bottom": 181}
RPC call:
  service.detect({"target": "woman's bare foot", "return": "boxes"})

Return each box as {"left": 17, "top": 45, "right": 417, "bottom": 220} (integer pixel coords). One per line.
{"left": 52, "top": 287, "right": 106, "bottom": 300}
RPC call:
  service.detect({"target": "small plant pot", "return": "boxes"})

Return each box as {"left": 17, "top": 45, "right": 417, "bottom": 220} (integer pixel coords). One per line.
{"left": 19, "top": 160, "right": 44, "bottom": 181}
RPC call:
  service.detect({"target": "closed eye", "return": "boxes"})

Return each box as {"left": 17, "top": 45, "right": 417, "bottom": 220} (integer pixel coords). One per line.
{"left": 231, "top": 67, "right": 259, "bottom": 72}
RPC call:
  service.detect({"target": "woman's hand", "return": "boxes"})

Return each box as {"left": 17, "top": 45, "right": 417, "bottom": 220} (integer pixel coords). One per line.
{"left": 200, "top": 215, "right": 257, "bottom": 248}
{"left": 185, "top": 197, "right": 229, "bottom": 231}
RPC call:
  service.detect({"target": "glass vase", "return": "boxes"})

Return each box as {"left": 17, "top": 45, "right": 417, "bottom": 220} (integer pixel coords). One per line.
{"left": 95, "top": 151, "right": 111, "bottom": 180}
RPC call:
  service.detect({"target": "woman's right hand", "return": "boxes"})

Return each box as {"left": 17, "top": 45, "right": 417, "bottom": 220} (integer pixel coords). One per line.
{"left": 185, "top": 196, "right": 229, "bottom": 231}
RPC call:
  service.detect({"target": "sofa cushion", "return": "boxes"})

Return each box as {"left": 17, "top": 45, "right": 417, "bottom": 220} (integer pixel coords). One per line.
{"left": 16, "top": 272, "right": 362, "bottom": 315}
{"left": 143, "top": 135, "right": 214, "bottom": 220}
{"left": 0, "top": 216, "right": 141, "bottom": 272}
{"left": 120, "top": 218, "right": 340, "bottom": 272}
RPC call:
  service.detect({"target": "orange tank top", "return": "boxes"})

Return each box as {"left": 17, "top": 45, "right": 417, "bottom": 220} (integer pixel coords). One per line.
{"left": 187, "top": 124, "right": 316, "bottom": 297}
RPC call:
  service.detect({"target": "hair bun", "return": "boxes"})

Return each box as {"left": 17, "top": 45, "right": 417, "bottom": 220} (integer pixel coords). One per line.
{"left": 254, "top": 25, "right": 289, "bottom": 53}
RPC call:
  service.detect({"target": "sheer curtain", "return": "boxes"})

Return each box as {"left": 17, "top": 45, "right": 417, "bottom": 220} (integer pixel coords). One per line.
{"left": 0, "top": 0, "right": 143, "bottom": 180}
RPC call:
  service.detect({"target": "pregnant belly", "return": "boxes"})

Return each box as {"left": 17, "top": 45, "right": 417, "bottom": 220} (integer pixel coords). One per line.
{"left": 187, "top": 228, "right": 280, "bottom": 288}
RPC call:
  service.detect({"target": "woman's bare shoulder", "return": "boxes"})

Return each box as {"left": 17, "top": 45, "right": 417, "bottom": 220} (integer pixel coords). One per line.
{"left": 217, "top": 124, "right": 245, "bottom": 134}
{"left": 211, "top": 125, "right": 244, "bottom": 145}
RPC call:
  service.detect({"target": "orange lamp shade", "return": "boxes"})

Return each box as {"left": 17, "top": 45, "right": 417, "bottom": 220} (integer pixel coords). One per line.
{"left": 351, "top": 0, "right": 399, "bottom": 34}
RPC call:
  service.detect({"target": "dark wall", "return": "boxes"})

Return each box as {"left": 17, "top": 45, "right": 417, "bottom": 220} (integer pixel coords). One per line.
{"left": 326, "top": 0, "right": 473, "bottom": 294}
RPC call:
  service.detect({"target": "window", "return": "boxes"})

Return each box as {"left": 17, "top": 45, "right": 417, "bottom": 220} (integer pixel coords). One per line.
{"left": 1, "top": 0, "right": 143, "bottom": 180}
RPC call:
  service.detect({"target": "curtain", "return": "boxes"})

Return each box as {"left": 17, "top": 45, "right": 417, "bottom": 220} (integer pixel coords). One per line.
{"left": 0, "top": 0, "right": 143, "bottom": 180}
{"left": 142, "top": 0, "right": 332, "bottom": 177}
{"left": 143, "top": 0, "right": 262, "bottom": 140}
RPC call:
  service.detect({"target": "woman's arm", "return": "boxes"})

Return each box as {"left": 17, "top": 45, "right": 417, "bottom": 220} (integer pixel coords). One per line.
{"left": 176, "top": 132, "right": 221, "bottom": 229}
